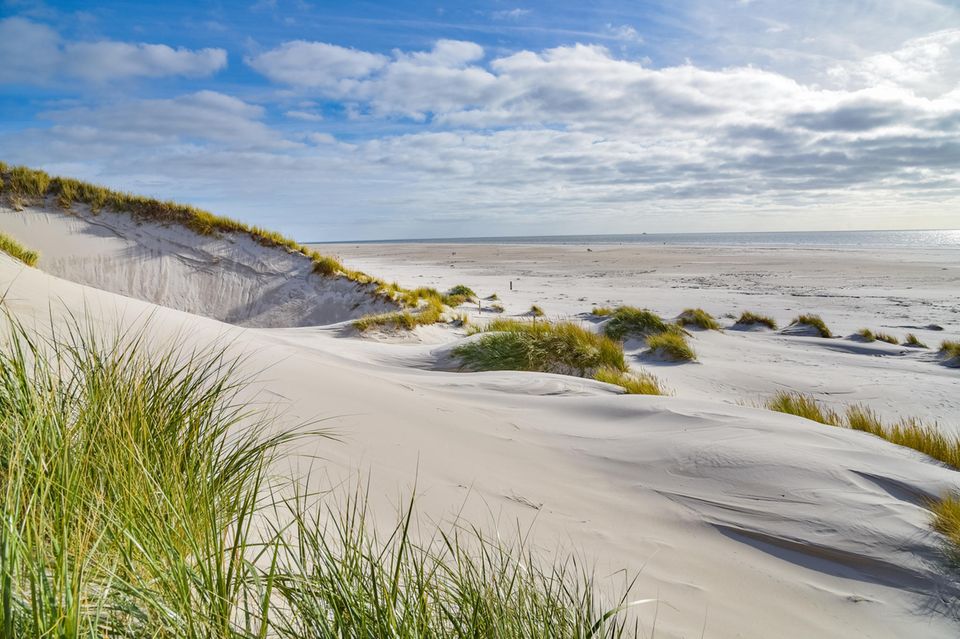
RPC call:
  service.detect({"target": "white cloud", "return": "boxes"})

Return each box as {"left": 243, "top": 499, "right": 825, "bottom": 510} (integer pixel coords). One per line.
{"left": 245, "top": 41, "right": 388, "bottom": 89}
{"left": 492, "top": 8, "right": 531, "bottom": 20}
{"left": 0, "top": 17, "right": 226, "bottom": 84}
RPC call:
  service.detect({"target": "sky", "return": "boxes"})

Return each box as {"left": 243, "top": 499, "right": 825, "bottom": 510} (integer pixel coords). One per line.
{"left": 1, "top": 0, "right": 958, "bottom": 240}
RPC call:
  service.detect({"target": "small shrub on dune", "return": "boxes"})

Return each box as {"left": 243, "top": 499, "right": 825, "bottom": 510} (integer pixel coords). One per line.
{"left": 0, "top": 231, "right": 39, "bottom": 266}
{"left": 529, "top": 304, "right": 545, "bottom": 317}
{"left": 594, "top": 366, "right": 667, "bottom": 395}
{"left": 766, "top": 392, "right": 960, "bottom": 469}
{"left": 677, "top": 308, "right": 720, "bottom": 331}
{"left": 454, "top": 319, "right": 626, "bottom": 376}
{"left": 875, "top": 331, "right": 899, "bottom": 344}
{"left": 903, "top": 333, "right": 927, "bottom": 348}
{"left": 789, "top": 314, "right": 832, "bottom": 338}
{"left": 736, "top": 311, "right": 777, "bottom": 330}
{"left": 645, "top": 331, "right": 696, "bottom": 362}
{"left": 603, "top": 306, "right": 668, "bottom": 340}
{"left": 855, "top": 328, "right": 875, "bottom": 342}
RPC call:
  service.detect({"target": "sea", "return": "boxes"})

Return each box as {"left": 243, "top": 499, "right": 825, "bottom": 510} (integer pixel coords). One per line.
{"left": 331, "top": 229, "right": 960, "bottom": 249}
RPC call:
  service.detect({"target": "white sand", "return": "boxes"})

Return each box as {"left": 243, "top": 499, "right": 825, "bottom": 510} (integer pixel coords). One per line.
{"left": 1, "top": 205, "right": 959, "bottom": 638}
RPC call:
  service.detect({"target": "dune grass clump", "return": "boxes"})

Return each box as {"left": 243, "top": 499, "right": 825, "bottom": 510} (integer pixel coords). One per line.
{"left": 735, "top": 311, "right": 777, "bottom": 330}
{"left": 448, "top": 284, "right": 477, "bottom": 300}
{"left": 789, "top": 314, "right": 832, "bottom": 338}
{"left": 765, "top": 391, "right": 960, "bottom": 469}
{"left": 903, "top": 333, "right": 927, "bottom": 348}
{"left": 939, "top": 340, "right": 960, "bottom": 360}
{"left": 0, "top": 315, "right": 637, "bottom": 637}
{"left": 855, "top": 328, "right": 875, "bottom": 342}
{"left": 490, "top": 302, "right": 505, "bottom": 313}
{"left": 530, "top": 304, "right": 545, "bottom": 317}
{"left": 677, "top": 308, "right": 720, "bottom": 331}
{"left": 591, "top": 306, "right": 614, "bottom": 317}
{"left": 645, "top": 331, "right": 697, "bottom": 362}
{"left": 602, "top": 306, "right": 669, "bottom": 340}
{"left": 0, "top": 231, "right": 39, "bottom": 266}
{"left": 594, "top": 366, "right": 667, "bottom": 395}
{"left": 931, "top": 494, "right": 960, "bottom": 563}
{"left": 454, "top": 319, "right": 626, "bottom": 377}
{"left": 487, "top": 292, "right": 499, "bottom": 301}
{"left": 354, "top": 297, "right": 444, "bottom": 332}
{"left": 875, "top": 331, "right": 899, "bottom": 344}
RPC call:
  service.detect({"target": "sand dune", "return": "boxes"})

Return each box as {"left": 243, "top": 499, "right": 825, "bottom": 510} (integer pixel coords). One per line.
{"left": 0, "top": 203, "right": 394, "bottom": 327}
{"left": 1, "top": 208, "right": 959, "bottom": 637}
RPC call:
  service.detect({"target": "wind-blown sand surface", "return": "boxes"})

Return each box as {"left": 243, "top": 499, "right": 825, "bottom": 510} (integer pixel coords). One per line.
{"left": 1, "top": 204, "right": 958, "bottom": 637}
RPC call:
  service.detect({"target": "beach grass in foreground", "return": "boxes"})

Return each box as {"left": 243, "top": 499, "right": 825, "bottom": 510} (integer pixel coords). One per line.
{"left": 0, "top": 315, "right": 636, "bottom": 638}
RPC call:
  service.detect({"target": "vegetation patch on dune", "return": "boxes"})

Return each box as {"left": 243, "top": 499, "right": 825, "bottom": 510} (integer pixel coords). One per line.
{"left": 590, "top": 306, "right": 614, "bottom": 317}
{"left": 932, "top": 494, "right": 960, "bottom": 563}
{"left": 594, "top": 366, "right": 668, "bottom": 395}
{"left": 354, "top": 297, "right": 445, "bottom": 332}
{"left": 855, "top": 328, "right": 876, "bottom": 342}
{"left": 455, "top": 318, "right": 626, "bottom": 376}
{"left": 0, "top": 315, "right": 636, "bottom": 638}
{"left": 788, "top": 314, "right": 832, "bottom": 338}
{"left": 938, "top": 340, "right": 960, "bottom": 366}
{"left": 0, "top": 230, "right": 39, "bottom": 266}
{"left": 646, "top": 331, "right": 697, "bottom": 362}
{"left": 602, "top": 306, "right": 669, "bottom": 340}
{"left": 677, "top": 308, "right": 720, "bottom": 331}
{"left": 0, "top": 163, "right": 410, "bottom": 302}
{"left": 876, "top": 331, "right": 899, "bottom": 344}
{"left": 735, "top": 311, "right": 777, "bottom": 330}
{"left": 765, "top": 391, "right": 960, "bottom": 469}
{"left": 529, "top": 304, "right": 545, "bottom": 317}
{"left": 903, "top": 333, "right": 927, "bottom": 348}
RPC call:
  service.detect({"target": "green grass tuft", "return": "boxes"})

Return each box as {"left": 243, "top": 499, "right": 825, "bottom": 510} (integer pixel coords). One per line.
{"left": 766, "top": 392, "right": 960, "bottom": 469}
{"left": 602, "top": 306, "right": 668, "bottom": 340}
{"left": 354, "top": 297, "right": 444, "bottom": 332}
{"left": 454, "top": 319, "right": 626, "bottom": 377}
{"left": 590, "top": 306, "right": 614, "bottom": 317}
{"left": 677, "top": 308, "right": 720, "bottom": 330}
{"left": 489, "top": 302, "right": 505, "bottom": 313}
{"left": 875, "top": 331, "right": 899, "bottom": 344}
{"left": 932, "top": 494, "right": 960, "bottom": 563}
{"left": 903, "top": 333, "right": 927, "bottom": 348}
{"left": 594, "top": 366, "right": 667, "bottom": 395}
{"left": 529, "top": 304, "right": 545, "bottom": 317}
{"left": 645, "top": 331, "right": 696, "bottom": 362}
{"left": 0, "top": 231, "right": 39, "bottom": 266}
{"left": 735, "top": 311, "right": 777, "bottom": 330}
{"left": 938, "top": 340, "right": 960, "bottom": 359}
{"left": 855, "top": 328, "right": 875, "bottom": 342}
{"left": 789, "top": 314, "right": 832, "bottom": 338}
{"left": 447, "top": 284, "right": 477, "bottom": 300}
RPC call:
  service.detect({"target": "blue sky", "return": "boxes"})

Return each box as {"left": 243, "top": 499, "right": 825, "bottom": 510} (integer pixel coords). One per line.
{"left": 1, "top": 0, "right": 958, "bottom": 240}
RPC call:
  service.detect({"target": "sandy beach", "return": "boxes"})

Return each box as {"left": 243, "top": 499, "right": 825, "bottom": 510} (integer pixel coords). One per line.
{"left": 1, "top": 194, "right": 958, "bottom": 637}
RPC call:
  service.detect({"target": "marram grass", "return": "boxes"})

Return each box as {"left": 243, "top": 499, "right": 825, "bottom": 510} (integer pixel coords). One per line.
{"left": 602, "top": 307, "right": 668, "bottom": 340}
{"left": 645, "top": 331, "right": 696, "bottom": 362}
{"left": 594, "top": 366, "right": 668, "bottom": 395}
{"left": 0, "top": 314, "right": 638, "bottom": 638}
{"left": 455, "top": 318, "right": 626, "bottom": 376}
{"left": 677, "top": 308, "right": 720, "bottom": 331}
{"left": 735, "top": 311, "right": 777, "bottom": 330}
{"left": 903, "top": 333, "right": 927, "bottom": 348}
{"left": 765, "top": 391, "right": 960, "bottom": 469}
{"left": 0, "top": 231, "right": 39, "bottom": 266}
{"left": 789, "top": 314, "right": 832, "bottom": 338}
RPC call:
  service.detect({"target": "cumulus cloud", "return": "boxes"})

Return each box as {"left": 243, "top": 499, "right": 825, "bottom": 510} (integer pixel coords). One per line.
{"left": 245, "top": 41, "right": 387, "bottom": 89}
{"left": 0, "top": 17, "right": 227, "bottom": 84}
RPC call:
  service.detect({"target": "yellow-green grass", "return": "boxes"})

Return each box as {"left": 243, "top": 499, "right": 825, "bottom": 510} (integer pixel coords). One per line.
{"left": 0, "top": 164, "right": 404, "bottom": 301}
{"left": 931, "top": 494, "right": 960, "bottom": 562}
{"left": 594, "top": 366, "right": 668, "bottom": 395}
{"left": 903, "top": 333, "right": 927, "bottom": 348}
{"left": 855, "top": 328, "right": 875, "bottom": 342}
{"left": 0, "top": 315, "right": 636, "bottom": 637}
{"left": 875, "top": 331, "right": 899, "bottom": 344}
{"left": 789, "top": 314, "right": 832, "bottom": 338}
{"left": 602, "top": 306, "right": 670, "bottom": 340}
{"left": 487, "top": 292, "right": 499, "bottom": 301}
{"left": 0, "top": 231, "right": 39, "bottom": 266}
{"left": 736, "top": 311, "right": 777, "bottom": 330}
{"left": 645, "top": 331, "right": 696, "bottom": 362}
{"left": 454, "top": 318, "right": 626, "bottom": 376}
{"left": 677, "top": 308, "right": 720, "bottom": 330}
{"left": 765, "top": 392, "right": 960, "bottom": 469}
{"left": 939, "top": 340, "right": 960, "bottom": 359}
{"left": 354, "top": 297, "right": 444, "bottom": 332}
{"left": 590, "top": 306, "right": 614, "bottom": 317}
{"left": 447, "top": 284, "right": 477, "bottom": 300}
{"left": 529, "top": 304, "right": 545, "bottom": 317}
{"left": 490, "top": 302, "right": 505, "bottom": 313}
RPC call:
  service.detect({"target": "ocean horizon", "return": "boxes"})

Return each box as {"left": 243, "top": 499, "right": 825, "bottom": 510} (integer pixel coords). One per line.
{"left": 316, "top": 228, "right": 960, "bottom": 249}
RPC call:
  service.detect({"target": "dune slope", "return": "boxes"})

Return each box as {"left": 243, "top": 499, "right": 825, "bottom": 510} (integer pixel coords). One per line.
{"left": 0, "top": 202, "right": 394, "bottom": 327}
